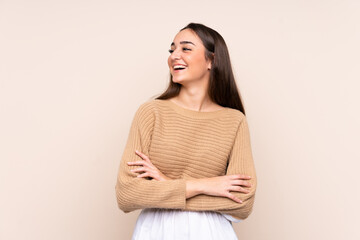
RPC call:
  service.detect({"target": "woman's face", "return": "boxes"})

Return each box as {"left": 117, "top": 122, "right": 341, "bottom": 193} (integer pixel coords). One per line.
{"left": 167, "top": 29, "right": 212, "bottom": 84}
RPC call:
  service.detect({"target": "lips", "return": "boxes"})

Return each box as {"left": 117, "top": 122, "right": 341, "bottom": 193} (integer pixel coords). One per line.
{"left": 173, "top": 64, "right": 187, "bottom": 73}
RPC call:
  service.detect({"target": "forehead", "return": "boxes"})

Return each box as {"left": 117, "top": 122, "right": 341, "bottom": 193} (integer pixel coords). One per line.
{"left": 171, "top": 29, "right": 202, "bottom": 45}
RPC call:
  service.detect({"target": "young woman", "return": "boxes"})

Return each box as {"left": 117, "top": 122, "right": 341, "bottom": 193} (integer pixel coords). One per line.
{"left": 115, "top": 22, "right": 257, "bottom": 240}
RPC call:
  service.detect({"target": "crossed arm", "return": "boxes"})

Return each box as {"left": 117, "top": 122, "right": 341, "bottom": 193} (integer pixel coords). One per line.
{"left": 115, "top": 104, "right": 257, "bottom": 221}
{"left": 129, "top": 150, "right": 252, "bottom": 204}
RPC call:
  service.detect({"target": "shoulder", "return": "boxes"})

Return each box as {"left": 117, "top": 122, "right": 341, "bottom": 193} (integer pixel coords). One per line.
{"left": 226, "top": 107, "right": 246, "bottom": 123}
{"left": 137, "top": 99, "right": 156, "bottom": 109}
{"left": 138, "top": 98, "right": 169, "bottom": 114}
{"left": 136, "top": 98, "right": 159, "bottom": 112}
{"left": 132, "top": 99, "right": 158, "bottom": 122}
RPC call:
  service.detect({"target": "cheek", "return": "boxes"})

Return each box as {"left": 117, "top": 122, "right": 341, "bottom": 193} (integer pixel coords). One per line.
{"left": 190, "top": 56, "right": 208, "bottom": 71}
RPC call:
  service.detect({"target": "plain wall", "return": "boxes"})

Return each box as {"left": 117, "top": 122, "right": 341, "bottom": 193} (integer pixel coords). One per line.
{"left": 1, "top": 0, "right": 359, "bottom": 239}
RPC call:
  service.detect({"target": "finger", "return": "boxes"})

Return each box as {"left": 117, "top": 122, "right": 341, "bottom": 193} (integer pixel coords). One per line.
{"left": 127, "top": 161, "right": 150, "bottom": 167}
{"left": 229, "top": 186, "right": 250, "bottom": 194}
{"left": 226, "top": 192, "right": 243, "bottom": 204}
{"left": 230, "top": 174, "right": 252, "bottom": 180}
{"left": 130, "top": 167, "right": 147, "bottom": 173}
{"left": 135, "top": 150, "right": 150, "bottom": 161}
{"left": 137, "top": 172, "right": 150, "bottom": 178}
{"left": 231, "top": 180, "right": 252, "bottom": 188}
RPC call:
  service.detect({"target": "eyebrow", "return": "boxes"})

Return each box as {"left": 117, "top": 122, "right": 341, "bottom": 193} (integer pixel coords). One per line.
{"left": 170, "top": 41, "right": 196, "bottom": 47}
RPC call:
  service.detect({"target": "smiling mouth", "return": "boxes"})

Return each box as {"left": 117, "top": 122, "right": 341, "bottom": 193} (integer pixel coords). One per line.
{"left": 173, "top": 66, "right": 187, "bottom": 72}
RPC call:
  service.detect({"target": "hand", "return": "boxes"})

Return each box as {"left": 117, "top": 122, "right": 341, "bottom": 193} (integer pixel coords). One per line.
{"left": 127, "top": 150, "right": 172, "bottom": 181}
{"left": 199, "top": 174, "right": 252, "bottom": 203}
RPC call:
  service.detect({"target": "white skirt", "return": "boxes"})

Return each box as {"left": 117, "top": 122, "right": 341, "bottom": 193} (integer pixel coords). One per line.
{"left": 131, "top": 208, "right": 240, "bottom": 240}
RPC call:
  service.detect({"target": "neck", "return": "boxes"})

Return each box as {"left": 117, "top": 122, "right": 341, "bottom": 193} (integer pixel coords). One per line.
{"left": 174, "top": 88, "right": 213, "bottom": 112}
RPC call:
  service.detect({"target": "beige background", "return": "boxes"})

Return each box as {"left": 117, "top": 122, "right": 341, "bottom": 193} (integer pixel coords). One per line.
{"left": 1, "top": 0, "right": 359, "bottom": 239}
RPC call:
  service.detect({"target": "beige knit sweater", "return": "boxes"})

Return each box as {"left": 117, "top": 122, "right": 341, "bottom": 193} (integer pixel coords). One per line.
{"left": 115, "top": 99, "right": 257, "bottom": 221}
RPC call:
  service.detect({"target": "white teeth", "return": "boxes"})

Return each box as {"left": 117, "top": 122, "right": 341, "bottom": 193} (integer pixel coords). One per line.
{"left": 174, "top": 65, "right": 186, "bottom": 69}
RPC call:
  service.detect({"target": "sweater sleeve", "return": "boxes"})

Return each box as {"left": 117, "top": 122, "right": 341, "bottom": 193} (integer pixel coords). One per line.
{"left": 115, "top": 101, "right": 187, "bottom": 213}
{"left": 184, "top": 115, "right": 257, "bottom": 221}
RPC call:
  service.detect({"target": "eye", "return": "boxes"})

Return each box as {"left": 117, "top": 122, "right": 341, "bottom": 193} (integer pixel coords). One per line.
{"left": 168, "top": 47, "right": 192, "bottom": 54}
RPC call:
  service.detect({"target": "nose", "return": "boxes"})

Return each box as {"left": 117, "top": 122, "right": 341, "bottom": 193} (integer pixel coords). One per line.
{"left": 170, "top": 48, "right": 181, "bottom": 60}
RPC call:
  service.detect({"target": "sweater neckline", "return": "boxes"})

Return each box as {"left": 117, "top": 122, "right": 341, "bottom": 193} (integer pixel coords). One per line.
{"left": 157, "top": 99, "right": 229, "bottom": 119}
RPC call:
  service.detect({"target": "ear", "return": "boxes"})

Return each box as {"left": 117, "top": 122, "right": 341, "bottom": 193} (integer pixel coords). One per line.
{"left": 208, "top": 53, "right": 215, "bottom": 70}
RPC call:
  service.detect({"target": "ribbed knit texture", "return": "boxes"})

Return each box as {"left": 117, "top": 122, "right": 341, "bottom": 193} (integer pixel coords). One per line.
{"left": 115, "top": 99, "right": 257, "bottom": 220}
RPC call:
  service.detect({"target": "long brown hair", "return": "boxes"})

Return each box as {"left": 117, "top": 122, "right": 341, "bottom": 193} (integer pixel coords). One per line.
{"left": 155, "top": 22, "right": 246, "bottom": 115}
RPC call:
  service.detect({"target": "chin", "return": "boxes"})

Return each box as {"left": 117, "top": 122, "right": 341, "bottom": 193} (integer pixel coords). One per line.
{"left": 171, "top": 77, "right": 186, "bottom": 84}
